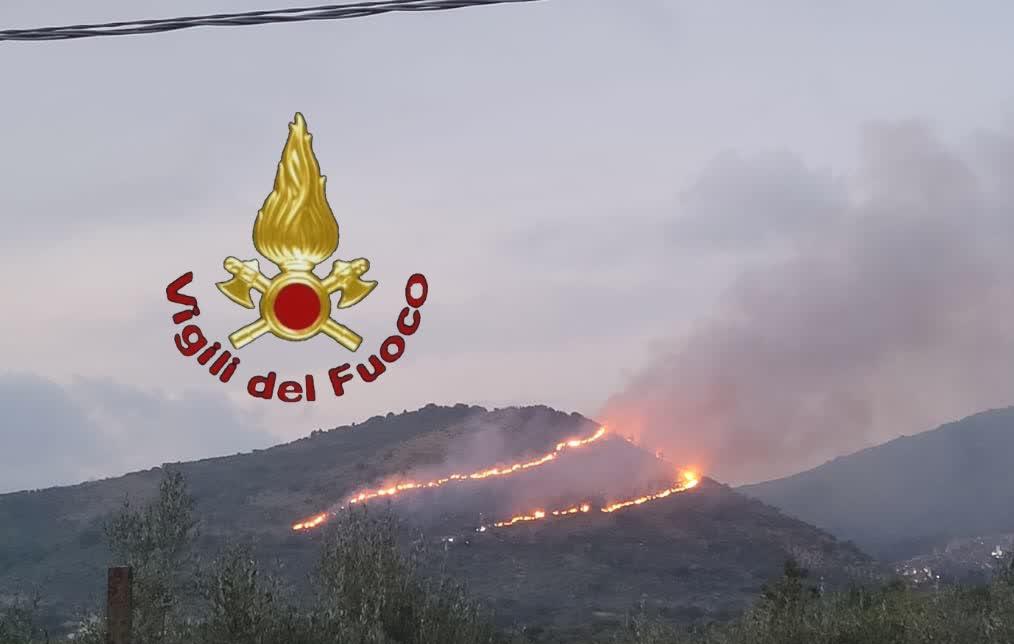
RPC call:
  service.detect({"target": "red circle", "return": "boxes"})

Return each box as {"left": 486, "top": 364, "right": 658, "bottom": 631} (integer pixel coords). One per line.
{"left": 273, "top": 283, "right": 323, "bottom": 331}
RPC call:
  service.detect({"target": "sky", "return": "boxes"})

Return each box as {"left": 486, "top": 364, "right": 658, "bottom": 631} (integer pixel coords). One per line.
{"left": 1, "top": 0, "right": 1013, "bottom": 492}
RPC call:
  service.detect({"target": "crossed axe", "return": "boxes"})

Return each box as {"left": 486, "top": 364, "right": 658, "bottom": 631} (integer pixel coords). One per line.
{"left": 216, "top": 256, "right": 377, "bottom": 351}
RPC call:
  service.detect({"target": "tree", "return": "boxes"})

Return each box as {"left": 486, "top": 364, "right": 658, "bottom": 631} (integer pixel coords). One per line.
{"left": 0, "top": 596, "right": 46, "bottom": 644}
{"left": 312, "top": 506, "right": 501, "bottom": 644}
{"left": 192, "top": 543, "right": 302, "bottom": 644}
{"left": 103, "top": 469, "right": 197, "bottom": 643}
{"left": 73, "top": 471, "right": 506, "bottom": 644}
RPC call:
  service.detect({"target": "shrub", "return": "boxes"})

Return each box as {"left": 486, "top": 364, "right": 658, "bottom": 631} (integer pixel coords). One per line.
{"left": 621, "top": 555, "right": 1014, "bottom": 644}
{"left": 103, "top": 468, "right": 197, "bottom": 644}
{"left": 0, "top": 596, "right": 46, "bottom": 644}
{"left": 189, "top": 543, "right": 304, "bottom": 644}
{"left": 309, "top": 506, "right": 503, "bottom": 644}
{"left": 72, "top": 471, "right": 508, "bottom": 644}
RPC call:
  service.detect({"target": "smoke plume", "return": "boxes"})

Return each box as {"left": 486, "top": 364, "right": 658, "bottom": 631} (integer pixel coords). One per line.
{"left": 601, "top": 121, "right": 1014, "bottom": 486}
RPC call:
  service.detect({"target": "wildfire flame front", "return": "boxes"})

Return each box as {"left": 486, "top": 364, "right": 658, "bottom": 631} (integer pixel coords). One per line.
{"left": 289, "top": 426, "right": 702, "bottom": 535}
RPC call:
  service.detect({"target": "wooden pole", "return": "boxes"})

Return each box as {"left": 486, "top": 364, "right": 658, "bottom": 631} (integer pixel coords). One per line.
{"left": 106, "top": 566, "right": 132, "bottom": 644}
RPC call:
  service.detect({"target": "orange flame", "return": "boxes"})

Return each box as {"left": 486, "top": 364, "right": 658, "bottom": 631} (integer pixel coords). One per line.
{"left": 482, "top": 471, "right": 700, "bottom": 530}
{"left": 291, "top": 426, "right": 609, "bottom": 531}
{"left": 291, "top": 512, "right": 327, "bottom": 531}
{"left": 492, "top": 503, "right": 593, "bottom": 528}
{"left": 494, "top": 509, "right": 546, "bottom": 528}
{"left": 601, "top": 471, "right": 699, "bottom": 513}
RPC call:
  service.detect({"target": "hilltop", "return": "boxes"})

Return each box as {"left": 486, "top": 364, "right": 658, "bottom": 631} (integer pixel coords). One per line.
{"left": 1, "top": 404, "right": 874, "bottom": 640}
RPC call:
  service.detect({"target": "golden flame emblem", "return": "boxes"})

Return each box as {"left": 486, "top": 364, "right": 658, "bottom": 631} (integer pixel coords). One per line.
{"left": 216, "top": 113, "right": 377, "bottom": 350}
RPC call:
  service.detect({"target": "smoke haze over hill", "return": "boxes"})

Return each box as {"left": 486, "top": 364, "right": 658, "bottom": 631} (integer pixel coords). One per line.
{"left": 602, "top": 122, "right": 1014, "bottom": 485}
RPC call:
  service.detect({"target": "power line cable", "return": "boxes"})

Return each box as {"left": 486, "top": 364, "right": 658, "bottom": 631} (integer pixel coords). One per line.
{"left": 0, "top": 0, "right": 542, "bottom": 42}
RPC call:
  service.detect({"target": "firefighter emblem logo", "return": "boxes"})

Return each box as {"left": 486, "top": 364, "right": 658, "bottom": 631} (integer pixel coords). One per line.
{"left": 215, "top": 112, "right": 377, "bottom": 351}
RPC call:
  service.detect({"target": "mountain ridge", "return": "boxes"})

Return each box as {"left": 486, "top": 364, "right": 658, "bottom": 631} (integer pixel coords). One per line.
{"left": 740, "top": 406, "right": 1014, "bottom": 560}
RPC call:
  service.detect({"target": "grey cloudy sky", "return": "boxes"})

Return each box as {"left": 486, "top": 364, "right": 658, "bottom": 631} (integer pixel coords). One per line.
{"left": 1, "top": 0, "right": 1013, "bottom": 492}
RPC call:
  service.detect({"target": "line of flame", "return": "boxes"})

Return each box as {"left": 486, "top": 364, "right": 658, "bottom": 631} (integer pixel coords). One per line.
{"left": 600, "top": 471, "right": 700, "bottom": 513}
{"left": 291, "top": 426, "right": 608, "bottom": 531}
{"left": 291, "top": 512, "right": 328, "bottom": 531}
{"left": 481, "top": 472, "right": 700, "bottom": 531}
{"left": 491, "top": 503, "right": 592, "bottom": 528}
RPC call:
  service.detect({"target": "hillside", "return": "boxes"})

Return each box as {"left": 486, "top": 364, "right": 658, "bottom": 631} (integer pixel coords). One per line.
{"left": 740, "top": 407, "right": 1014, "bottom": 560}
{"left": 0, "top": 404, "right": 874, "bottom": 639}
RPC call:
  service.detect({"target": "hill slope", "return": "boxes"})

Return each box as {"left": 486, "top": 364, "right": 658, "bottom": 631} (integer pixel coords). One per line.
{"left": 1, "top": 404, "right": 873, "bottom": 638}
{"left": 740, "top": 407, "right": 1014, "bottom": 560}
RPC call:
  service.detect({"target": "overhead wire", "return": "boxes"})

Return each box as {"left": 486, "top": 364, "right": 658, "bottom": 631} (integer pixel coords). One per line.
{"left": 0, "top": 0, "right": 543, "bottom": 42}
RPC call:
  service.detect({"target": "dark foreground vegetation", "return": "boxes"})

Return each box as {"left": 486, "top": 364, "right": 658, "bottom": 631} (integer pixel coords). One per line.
{"left": 4, "top": 471, "right": 1014, "bottom": 644}
{"left": 626, "top": 557, "right": 1014, "bottom": 644}
{"left": 1, "top": 471, "right": 508, "bottom": 644}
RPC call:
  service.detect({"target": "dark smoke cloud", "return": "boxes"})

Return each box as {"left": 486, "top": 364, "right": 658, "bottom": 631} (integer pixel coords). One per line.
{"left": 601, "top": 120, "right": 1014, "bottom": 486}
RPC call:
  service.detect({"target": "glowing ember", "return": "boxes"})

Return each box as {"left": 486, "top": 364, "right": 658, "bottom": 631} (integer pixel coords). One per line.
{"left": 292, "top": 426, "right": 608, "bottom": 531}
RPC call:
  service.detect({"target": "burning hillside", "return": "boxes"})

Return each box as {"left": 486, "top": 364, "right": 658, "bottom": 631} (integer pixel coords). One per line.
{"left": 290, "top": 425, "right": 700, "bottom": 534}
{"left": 293, "top": 426, "right": 608, "bottom": 529}
{"left": 0, "top": 404, "right": 877, "bottom": 638}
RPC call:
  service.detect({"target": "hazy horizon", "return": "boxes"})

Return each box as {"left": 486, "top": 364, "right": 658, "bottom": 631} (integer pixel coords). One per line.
{"left": 3, "top": 0, "right": 1014, "bottom": 493}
